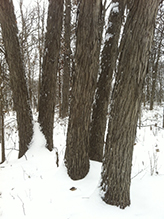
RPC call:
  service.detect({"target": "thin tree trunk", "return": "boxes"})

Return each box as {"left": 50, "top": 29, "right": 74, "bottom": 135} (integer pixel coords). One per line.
{"left": 0, "top": 108, "right": 5, "bottom": 163}
{"left": 65, "top": 0, "right": 102, "bottom": 180}
{"left": 163, "top": 106, "right": 164, "bottom": 128}
{"left": 145, "top": 63, "right": 150, "bottom": 104}
{"left": 100, "top": 0, "right": 159, "bottom": 209}
{"left": 0, "top": 64, "right": 5, "bottom": 163}
{"left": 58, "top": 63, "right": 62, "bottom": 115}
{"left": 37, "top": 0, "right": 45, "bottom": 112}
{"left": 89, "top": 0, "right": 125, "bottom": 162}
{"left": 158, "top": 68, "right": 162, "bottom": 104}
{"left": 150, "top": 32, "right": 163, "bottom": 110}
{"left": 150, "top": 62, "right": 158, "bottom": 110}
{"left": 38, "top": 0, "right": 64, "bottom": 152}
{"left": 0, "top": 0, "right": 33, "bottom": 158}
{"left": 60, "top": 0, "right": 71, "bottom": 118}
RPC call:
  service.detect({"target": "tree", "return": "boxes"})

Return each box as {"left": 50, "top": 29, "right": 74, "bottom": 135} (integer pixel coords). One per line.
{"left": 18, "top": 0, "right": 47, "bottom": 111}
{"left": 144, "top": 3, "right": 164, "bottom": 107}
{"left": 0, "top": 63, "right": 5, "bottom": 163}
{"left": 157, "top": 60, "right": 164, "bottom": 104}
{"left": 38, "top": 0, "right": 64, "bottom": 153}
{"left": 19, "top": 1, "right": 38, "bottom": 110}
{"left": 149, "top": 6, "right": 164, "bottom": 109}
{"left": 0, "top": 38, "right": 12, "bottom": 112}
{"left": 89, "top": 0, "right": 125, "bottom": 162}
{"left": 0, "top": 0, "right": 33, "bottom": 158}
{"left": 149, "top": 38, "right": 162, "bottom": 110}
{"left": 65, "top": 0, "right": 102, "bottom": 180}
{"left": 36, "top": 0, "right": 46, "bottom": 112}
{"left": 100, "top": 0, "right": 160, "bottom": 209}
{"left": 60, "top": 0, "right": 71, "bottom": 118}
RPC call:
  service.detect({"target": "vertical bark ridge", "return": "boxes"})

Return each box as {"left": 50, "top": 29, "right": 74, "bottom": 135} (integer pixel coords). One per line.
{"left": 38, "top": 0, "right": 64, "bottom": 151}
{"left": 65, "top": 0, "right": 102, "bottom": 180}
{"left": 100, "top": 0, "right": 160, "bottom": 209}
{"left": 0, "top": 0, "right": 33, "bottom": 158}
{"left": 89, "top": 0, "right": 125, "bottom": 162}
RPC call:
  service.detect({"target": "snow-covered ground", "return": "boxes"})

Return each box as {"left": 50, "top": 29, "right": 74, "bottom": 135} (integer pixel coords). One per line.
{"left": 0, "top": 106, "right": 164, "bottom": 219}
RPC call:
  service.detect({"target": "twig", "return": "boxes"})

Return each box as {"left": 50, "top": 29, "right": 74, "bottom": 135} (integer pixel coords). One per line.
{"left": 17, "top": 195, "right": 26, "bottom": 216}
{"left": 21, "top": 166, "right": 30, "bottom": 180}
{"left": 5, "top": 148, "right": 19, "bottom": 151}
{"left": 137, "top": 124, "right": 164, "bottom": 129}
{"left": 131, "top": 167, "right": 147, "bottom": 180}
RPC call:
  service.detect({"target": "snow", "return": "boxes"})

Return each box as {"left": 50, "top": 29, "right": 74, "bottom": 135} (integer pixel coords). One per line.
{"left": 111, "top": 2, "right": 119, "bottom": 14}
{"left": 0, "top": 105, "right": 164, "bottom": 219}
{"left": 105, "top": 33, "right": 113, "bottom": 41}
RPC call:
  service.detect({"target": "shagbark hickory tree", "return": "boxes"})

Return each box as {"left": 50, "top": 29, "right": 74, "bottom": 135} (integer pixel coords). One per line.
{"left": 65, "top": 0, "right": 102, "bottom": 180}
{"left": 100, "top": 0, "right": 160, "bottom": 209}
{"left": 0, "top": 0, "right": 63, "bottom": 161}
{"left": 0, "top": 64, "right": 5, "bottom": 163}
{"left": 0, "top": 0, "right": 33, "bottom": 158}
{"left": 38, "top": 0, "right": 64, "bottom": 155}
{"left": 89, "top": 0, "right": 125, "bottom": 162}
{"left": 60, "top": 0, "right": 71, "bottom": 119}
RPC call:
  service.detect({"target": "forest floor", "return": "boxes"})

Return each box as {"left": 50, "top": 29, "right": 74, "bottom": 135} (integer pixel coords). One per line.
{"left": 0, "top": 105, "right": 164, "bottom": 219}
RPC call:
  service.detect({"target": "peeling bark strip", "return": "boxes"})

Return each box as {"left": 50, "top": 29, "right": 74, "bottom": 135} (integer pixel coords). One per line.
{"left": 38, "top": 0, "right": 64, "bottom": 151}
{"left": 65, "top": 0, "right": 102, "bottom": 180}
{"left": 100, "top": 0, "right": 160, "bottom": 209}
{"left": 0, "top": 0, "right": 33, "bottom": 158}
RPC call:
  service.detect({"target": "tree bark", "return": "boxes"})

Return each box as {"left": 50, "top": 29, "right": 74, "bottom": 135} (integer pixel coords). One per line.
{"left": 38, "top": 0, "right": 64, "bottom": 152}
{"left": 100, "top": 0, "right": 159, "bottom": 209}
{"left": 37, "top": 0, "right": 46, "bottom": 112}
{"left": 60, "top": 0, "right": 71, "bottom": 118}
{"left": 0, "top": 64, "right": 5, "bottom": 163}
{"left": 65, "top": 0, "right": 102, "bottom": 180}
{"left": 0, "top": 0, "right": 33, "bottom": 158}
{"left": 150, "top": 31, "right": 163, "bottom": 110}
{"left": 145, "top": 63, "right": 150, "bottom": 104}
{"left": 89, "top": 0, "right": 125, "bottom": 162}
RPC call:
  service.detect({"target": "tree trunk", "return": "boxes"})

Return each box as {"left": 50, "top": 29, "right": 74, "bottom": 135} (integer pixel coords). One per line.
{"left": 158, "top": 67, "right": 163, "bottom": 104}
{"left": 65, "top": 0, "right": 102, "bottom": 180}
{"left": 60, "top": 0, "right": 71, "bottom": 118}
{"left": 0, "top": 64, "right": 5, "bottom": 163}
{"left": 150, "top": 31, "right": 163, "bottom": 110}
{"left": 150, "top": 62, "right": 158, "bottom": 110}
{"left": 0, "top": 107, "right": 5, "bottom": 163}
{"left": 89, "top": 0, "right": 125, "bottom": 162}
{"left": 37, "top": 0, "right": 46, "bottom": 112}
{"left": 100, "top": 0, "right": 159, "bottom": 209}
{"left": 163, "top": 106, "right": 164, "bottom": 128}
{"left": 38, "top": 0, "right": 64, "bottom": 152}
{"left": 0, "top": 0, "right": 33, "bottom": 158}
{"left": 145, "top": 63, "right": 150, "bottom": 104}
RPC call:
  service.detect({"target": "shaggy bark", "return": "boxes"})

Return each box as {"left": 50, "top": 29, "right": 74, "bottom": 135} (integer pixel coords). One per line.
{"left": 0, "top": 64, "right": 5, "bottom": 163}
{"left": 65, "top": 0, "right": 102, "bottom": 180}
{"left": 0, "top": 0, "right": 33, "bottom": 158}
{"left": 100, "top": 0, "right": 160, "bottom": 209}
{"left": 89, "top": 0, "right": 125, "bottom": 162}
{"left": 38, "top": 0, "right": 64, "bottom": 152}
{"left": 150, "top": 31, "right": 163, "bottom": 110}
{"left": 60, "top": 0, "right": 71, "bottom": 118}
